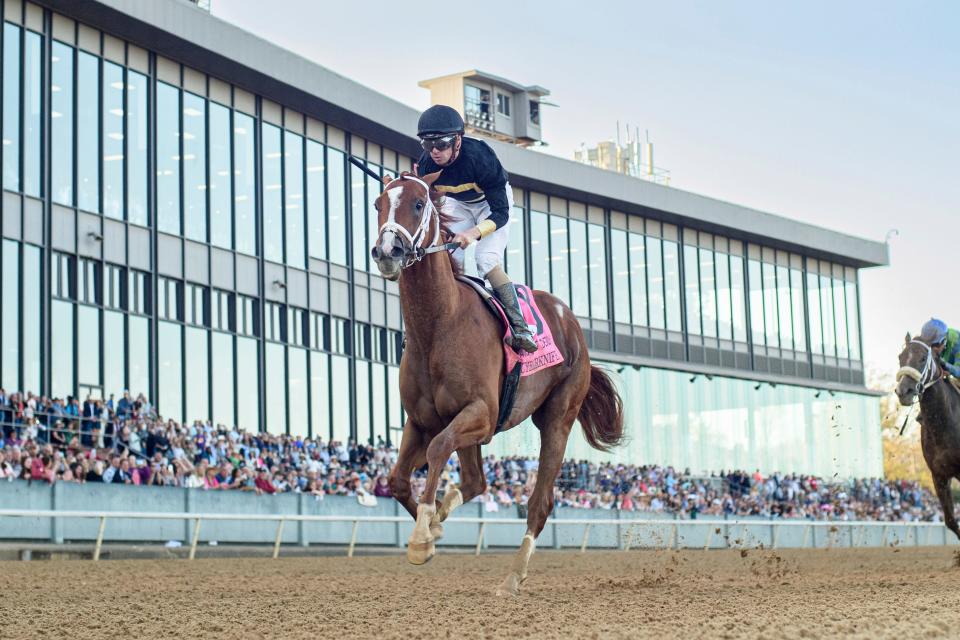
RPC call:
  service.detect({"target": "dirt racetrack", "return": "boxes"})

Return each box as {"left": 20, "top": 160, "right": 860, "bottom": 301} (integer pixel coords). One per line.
{"left": 2, "top": 546, "right": 960, "bottom": 639}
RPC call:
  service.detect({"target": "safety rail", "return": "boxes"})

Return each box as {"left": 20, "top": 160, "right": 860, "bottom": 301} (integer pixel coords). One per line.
{"left": 0, "top": 509, "right": 948, "bottom": 562}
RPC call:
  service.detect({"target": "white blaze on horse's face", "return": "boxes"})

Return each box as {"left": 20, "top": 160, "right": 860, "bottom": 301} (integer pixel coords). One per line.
{"left": 371, "top": 171, "right": 442, "bottom": 281}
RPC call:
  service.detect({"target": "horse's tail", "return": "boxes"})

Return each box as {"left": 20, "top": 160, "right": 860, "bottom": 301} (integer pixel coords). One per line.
{"left": 577, "top": 365, "right": 624, "bottom": 452}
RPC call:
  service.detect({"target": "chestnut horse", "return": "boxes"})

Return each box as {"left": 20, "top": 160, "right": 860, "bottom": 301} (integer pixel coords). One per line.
{"left": 370, "top": 171, "right": 624, "bottom": 596}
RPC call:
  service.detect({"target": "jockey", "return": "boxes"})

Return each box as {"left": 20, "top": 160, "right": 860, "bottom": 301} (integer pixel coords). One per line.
{"left": 415, "top": 104, "right": 537, "bottom": 354}
{"left": 920, "top": 318, "right": 960, "bottom": 378}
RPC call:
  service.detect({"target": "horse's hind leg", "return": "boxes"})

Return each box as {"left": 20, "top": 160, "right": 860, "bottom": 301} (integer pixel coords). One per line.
{"left": 496, "top": 390, "right": 579, "bottom": 597}
{"left": 934, "top": 473, "right": 960, "bottom": 541}
{"left": 431, "top": 445, "right": 486, "bottom": 540}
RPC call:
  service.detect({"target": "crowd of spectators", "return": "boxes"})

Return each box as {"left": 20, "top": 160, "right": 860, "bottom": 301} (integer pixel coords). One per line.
{"left": 0, "top": 387, "right": 944, "bottom": 522}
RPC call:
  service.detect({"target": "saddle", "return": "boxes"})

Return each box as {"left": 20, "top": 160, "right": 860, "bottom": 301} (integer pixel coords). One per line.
{"left": 455, "top": 275, "right": 523, "bottom": 433}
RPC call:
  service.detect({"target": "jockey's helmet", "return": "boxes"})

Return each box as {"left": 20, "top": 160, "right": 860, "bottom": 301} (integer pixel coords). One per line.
{"left": 417, "top": 105, "right": 465, "bottom": 139}
{"left": 921, "top": 318, "right": 948, "bottom": 345}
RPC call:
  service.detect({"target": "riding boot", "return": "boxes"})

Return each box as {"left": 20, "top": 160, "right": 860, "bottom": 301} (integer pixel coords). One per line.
{"left": 493, "top": 283, "right": 538, "bottom": 354}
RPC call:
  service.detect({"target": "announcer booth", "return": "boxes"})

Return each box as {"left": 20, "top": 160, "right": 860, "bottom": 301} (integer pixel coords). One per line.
{"left": 0, "top": 0, "right": 887, "bottom": 478}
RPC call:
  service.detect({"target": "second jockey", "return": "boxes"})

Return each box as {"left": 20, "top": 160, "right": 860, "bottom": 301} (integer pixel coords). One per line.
{"left": 415, "top": 104, "right": 537, "bottom": 354}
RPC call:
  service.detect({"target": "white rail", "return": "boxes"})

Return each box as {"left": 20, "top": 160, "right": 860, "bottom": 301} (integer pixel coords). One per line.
{"left": 0, "top": 509, "right": 946, "bottom": 561}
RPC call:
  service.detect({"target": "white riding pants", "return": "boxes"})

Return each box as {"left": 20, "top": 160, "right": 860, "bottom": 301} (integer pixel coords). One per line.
{"left": 440, "top": 182, "right": 514, "bottom": 278}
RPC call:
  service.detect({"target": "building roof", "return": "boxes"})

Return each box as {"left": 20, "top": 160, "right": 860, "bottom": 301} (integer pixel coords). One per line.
{"left": 43, "top": 0, "right": 889, "bottom": 268}
{"left": 419, "top": 69, "right": 551, "bottom": 97}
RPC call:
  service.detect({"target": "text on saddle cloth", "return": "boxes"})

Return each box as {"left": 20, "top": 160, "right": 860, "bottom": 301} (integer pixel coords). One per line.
{"left": 496, "top": 285, "right": 565, "bottom": 377}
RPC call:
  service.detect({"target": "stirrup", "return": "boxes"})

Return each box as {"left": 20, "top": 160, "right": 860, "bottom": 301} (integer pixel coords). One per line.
{"left": 512, "top": 330, "right": 537, "bottom": 354}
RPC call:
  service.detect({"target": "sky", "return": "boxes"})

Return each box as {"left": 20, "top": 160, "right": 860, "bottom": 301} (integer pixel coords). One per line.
{"left": 212, "top": 0, "right": 959, "bottom": 378}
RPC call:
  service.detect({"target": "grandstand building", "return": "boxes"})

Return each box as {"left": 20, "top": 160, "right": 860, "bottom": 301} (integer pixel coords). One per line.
{"left": 0, "top": 0, "right": 888, "bottom": 477}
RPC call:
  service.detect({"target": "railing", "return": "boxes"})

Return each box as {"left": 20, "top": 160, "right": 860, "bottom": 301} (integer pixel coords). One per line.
{"left": 0, "top": 508, "right": 949, "bottom": 562}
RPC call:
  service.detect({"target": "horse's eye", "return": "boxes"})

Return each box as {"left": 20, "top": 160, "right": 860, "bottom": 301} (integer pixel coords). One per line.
{"left": 415, "top": 201, "right": 424, "bottom": 211}
{"left": 373, "top": 200, "right": 381, "bottom": 212}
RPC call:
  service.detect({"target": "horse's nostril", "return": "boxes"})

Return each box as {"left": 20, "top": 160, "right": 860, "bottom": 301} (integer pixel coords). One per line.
{"left": 390, "top": 246, "right": 404, "bottom": 259}
{"left": 371, "top": 246, "right": 382, "bottom": 260}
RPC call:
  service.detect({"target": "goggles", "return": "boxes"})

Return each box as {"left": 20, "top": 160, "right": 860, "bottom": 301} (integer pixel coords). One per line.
{"left": 420, "top": 135, "right": 457, "bottom": 153}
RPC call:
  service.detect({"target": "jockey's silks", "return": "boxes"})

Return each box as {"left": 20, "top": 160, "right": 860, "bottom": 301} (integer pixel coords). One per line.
{"left": 944, "top": 328, "right": 960, "bottom": 377}
{"left": 417, "top": 137, "right": 511, "bottom": 230}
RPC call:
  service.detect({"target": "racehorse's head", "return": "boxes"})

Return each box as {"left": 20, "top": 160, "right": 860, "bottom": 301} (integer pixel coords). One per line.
{"left": 896, "top": 332, "right": 940, "bottom": 406}
{"left": 370, "top": 171, "right": 443, "bottom": 281}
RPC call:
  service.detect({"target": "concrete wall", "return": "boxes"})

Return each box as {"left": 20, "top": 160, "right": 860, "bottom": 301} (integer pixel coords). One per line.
{"left": 0, "top": 481, "right": 951, "bottom": 549}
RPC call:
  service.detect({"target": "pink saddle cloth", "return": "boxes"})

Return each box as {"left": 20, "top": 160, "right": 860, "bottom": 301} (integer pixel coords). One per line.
{"left": 495, "top": 285, "right": 565, "bottom": 377}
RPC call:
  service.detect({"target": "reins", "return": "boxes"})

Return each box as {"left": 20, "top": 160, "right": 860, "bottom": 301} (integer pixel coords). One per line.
{"left": 895, "top": 339, "right": 945, "bottom": 435}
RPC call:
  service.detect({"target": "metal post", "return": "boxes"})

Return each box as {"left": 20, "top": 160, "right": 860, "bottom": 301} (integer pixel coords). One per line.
{"left": 189, "top": 518, "right": 201, "bottom": 560}
{"left": 881, "top": 525, "right": 887, "bottom": 547}
{"left": 272, "top": 518, "right": 286, "bottom": 559}
{"left": 474, "top": 523, "right": 486, "bottom": 556}
{"left": 801, "top": 524, "right": 810, "bottom": 549}
{"left": 623, "top": 524, "right": 634, "bottom": 552}
{"left": 580, "top": 523, "right": 592, "bottom": 554}
{"left": 771, "top": 524, "right": 779, "bottom": 550}
{"left": 671, "top": 523, "right": 678, "bottom": 550}
{"left": 93, "top": 516, "right": 107, "bottom": 562}
{"left": 703, "top": 527, "right": 713, "bottom": 552}
{"left": 347, "top": 520, "right": 359, "bottom": 558}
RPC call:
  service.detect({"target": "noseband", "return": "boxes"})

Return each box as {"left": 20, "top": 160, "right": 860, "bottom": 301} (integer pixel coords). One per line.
{"left": 896, "top": 339, "right": 942, "bottom": 398}
{"left": 374, "top": 175, "right": 456, "bottom": 269}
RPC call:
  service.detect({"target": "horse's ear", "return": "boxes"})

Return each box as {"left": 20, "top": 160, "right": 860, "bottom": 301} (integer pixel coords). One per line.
{"left": 381, "top": 174, "right": 393, "bottom": 187}
{"left": 422, "top": 170, "right": 442, "bottom": 186}
{"left": 905, "top": 332, "right": 912, "bottom": 344}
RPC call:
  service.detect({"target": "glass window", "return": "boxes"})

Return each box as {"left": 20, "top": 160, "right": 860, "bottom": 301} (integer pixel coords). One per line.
{"left": 715, "top": 252, "right": 732, "bottom": 340}
{"left": 23, "top": 32, "right": 41, "bottom": 197}
{"left": 238, "top": 295, "right": 257, "bottom": 336}
{"left": 128, "top": 71, "right": 149, "bottom": 226}
{"left": 211, "top": 332, "right": 234, "bottom": 428}
{"left": 327, "top": 149, "right": 348, "bottom": 265}
{"left": 833, "top": 277, "right": 849, "bottom": 359}
{"left": 777, "top": 265, "right": 793, "bottom": 350}
{"left": 310, "top": 351, "right": 329, "bottom": 439}
{"left": 307, "top": 140, "right": 326, "bottom": 261}
{"left": 629, "top": 232, "right": 648, "bottom": 327}
{"left": 497, "top": 93, "right": 511, "bottom": 116}
{"left": 549, "top": 215, "right": 570, "bottom": 305}
{"left": 330, "top": 354, "right": 350, "bottom": 444}
{"left": 262, "top": 123, "right": 283, "bottom": 262}
{"left": 236, "top": 337, "right": 259, "bottom": 431}
{"left": 234, "top": 112, "right": 256, "bottom": 254}
{"left": 265, "top": 342, "right": 286, "bottom": 433}
{"left": 683, "top": 244, "right": 701, "bottom": 335}
{"left": 762, "top": 262, "right": 779, "bottom": 348}
{"left": 530, "top": 211, "right": 550, "bottom": 292}
{"left": 807, "top": 272, "right": 823, "bottom": 354}
{"left": 285, "top": 132, "right": 306, "bottom": 268}
{"left": 128, "top": 316, "right": 149, "bottom": 398}
{"left": 77, "top": 51, "right": 100, "bottom": 211}
{"left": 185, "top": 284, "right": 205, "bottom": 326}
{"left": 183, "top": 93, "right": 207, "bottom": 241}
{"left": 3, "top": 24, "right": 20, "bottom": 191}
{"left": 77, "top": 305, "right": 100, "bottom": 388}
{"left": 209, "top": 103, "right": 232, "bottom": 248}
{"left": 588, "top": 224, "right": 608, "bottom": 320}
{"left": 288, "top": 347, "right": 308, "bottom": 437}
{"left": 22, "top": 245, "right": 40, "bottom": 393}
{"left": 646, "top": 237, "right": 665, "bottom": 330}
{"left": 185, "top": 327, "right": 209, "bottom": 423}
{"left": 156, "top": 83, "right": 181, "bottom": 234}
{"left": 529, "top": 100, "right": 540, "bottom": 125}
{"left": 371, "top": 362, "right": 386, "bottom": 445}
{"left": 699, "top": 248, "right": 717, "bottom": 338}
{"left": 350, "top": 163, "right": 367, "bottom": 271}
{"left": 748, "top": 259, "right": 764, "bottom": 346}
{"left": 387, "top": 365, "right": 401, "bottom": 445}
{"left": 846, "top": 280, "right": 861, "bottom": 360}
{"left": 355, "top": 360, "right": 370, "bottom": 443}
{"left": 105, "top": 265, "right": 121, "bottom": 309}
{"left": 506, "top": 206, "right": 525, "bottom": 281}
{"left": 610, "top": 229, "right": 630, "bottom": 324}
{"left": 568, "top": 219, "right": 589, "bottom": 316}
{"left": 128, "top": 271, "right": 148, "bottom": 315}
{"left": 730, "top": 254, "right": 747, "bottom": 343}
{"left": 663, "top": 241, "right": 681, "bottom": 332}
{"left": 51, "top": 42, "right": 74, "bottom": 206}
{"left": 104, "top": 311, "right": 125, "bottom": 401}
{"left": 2, "top": 241, "right": 19, "bottom": 390}
{"left": 103, "top": 62, "right": 125, "bottom": 219}
{"left": 819, "top": 274, "right": 836, "bottom": 357}
{"left": 366, "top": 171, "right": 382, "bottom": 274}
{"left": 791, "top": 268, "right": 806, "bottom": 352}
{"left": 158, "top": 321, "right": 183, "bottom": 422}
{"left": 79, "top": 259, "right": 99, "bottom": 305}
{"left": 51, "top": 300, "right": 74, "bottom": 397}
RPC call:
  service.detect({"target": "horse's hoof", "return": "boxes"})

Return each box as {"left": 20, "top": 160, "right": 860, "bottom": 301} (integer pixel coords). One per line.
{"left": 407, "top": 540, "right": 435, "bottom": 565}
{"left": 495, "top": 573, "right": 521, "bottom": 597}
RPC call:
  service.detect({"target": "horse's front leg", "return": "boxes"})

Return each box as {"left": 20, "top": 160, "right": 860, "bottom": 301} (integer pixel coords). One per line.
{"left": 388, "top": 418, "right": 427, "bottom": 519}
{"left": 407, "top": 401, "right": 492, "bottom": 565}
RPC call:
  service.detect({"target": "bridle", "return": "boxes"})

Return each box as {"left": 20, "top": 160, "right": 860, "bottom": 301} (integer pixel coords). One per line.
{"left": 373, "top": 174, "right": 457, "bottom": 269}
{"left": 896, "top": 339, "right": 942, "bottom": 399}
